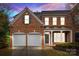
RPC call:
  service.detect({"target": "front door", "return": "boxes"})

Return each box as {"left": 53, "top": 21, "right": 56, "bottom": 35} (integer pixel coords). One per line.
{"left": 44, "top": 32, "right": 50, "bottom": 46}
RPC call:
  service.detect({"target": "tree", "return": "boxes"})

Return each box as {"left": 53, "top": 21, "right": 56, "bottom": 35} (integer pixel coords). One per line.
{"left": 0, "top": 5, "right": 10, "bottom": 48}
{"left": 0, "top": 3, "right": 12, "bottom": 48}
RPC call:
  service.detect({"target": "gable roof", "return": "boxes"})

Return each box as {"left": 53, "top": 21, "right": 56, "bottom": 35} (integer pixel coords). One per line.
{"left": 9, "top": 7, "right": 44, "bottom": 26}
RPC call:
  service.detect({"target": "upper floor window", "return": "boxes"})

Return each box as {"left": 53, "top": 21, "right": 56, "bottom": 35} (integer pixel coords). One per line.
{"left": 60, "top": 17, "right": 65, "bottom": 25}
{"left": 52, "top": 17, "right": 57, "bottom": 25}
{"left": 74, "top": 15, "right": 79, "bottom": 25}
{"left": 45, "top": 17, "right": 49, "bottom": 25}
{"left": 24, "top": 14, "right": 29, "bottom": 24}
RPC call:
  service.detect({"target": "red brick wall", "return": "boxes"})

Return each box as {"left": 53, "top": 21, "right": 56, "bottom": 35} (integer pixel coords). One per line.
{"left": 9, "top": 12, "right": 44, "bottom": 48}
{"left": 10, "top": 13, "right": 44, "bottom": 34}
{"left": 42, "top": 15, "right": 73, "bottom": 29}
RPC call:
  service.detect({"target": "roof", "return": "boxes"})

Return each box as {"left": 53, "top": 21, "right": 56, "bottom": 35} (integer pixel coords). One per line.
{"left": 33, "top": 10, "right": 70, "bottom": 20}
{"left": 42, "top": 10, "right": 70, "bottom": 15}
{"left": 34, "top": 12, "right": 42, "bottom": 20}
{"left": 69, "top": 3, "right": 78, "bottom": 14}
{"left": 9, "top": 4, "right": 79, "bottom": 26}
{"left": 9, "top": 7, "right": 44, "bottom": 26}
{"left": 70, "top": 4, "right": 78, "bottom": 11}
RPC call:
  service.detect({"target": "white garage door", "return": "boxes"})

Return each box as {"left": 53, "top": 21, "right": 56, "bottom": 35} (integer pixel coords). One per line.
{"left": 13, "top": 34, "right": 26, "bottom": 47}
{"left": 54, "top": 33, "right": 65, "bottom": 42}
{"left": 27, "top": 33, "right": 42, "bottom": 46}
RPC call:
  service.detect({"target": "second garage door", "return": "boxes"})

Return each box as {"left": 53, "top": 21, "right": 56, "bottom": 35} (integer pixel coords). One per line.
{"left": 27, "top": 32, "right": 42, "bottom": 46}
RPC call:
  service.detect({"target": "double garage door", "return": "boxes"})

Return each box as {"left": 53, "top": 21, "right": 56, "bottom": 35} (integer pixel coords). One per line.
{"left": 12, "top": 32, "right": 42, "bottom": 47}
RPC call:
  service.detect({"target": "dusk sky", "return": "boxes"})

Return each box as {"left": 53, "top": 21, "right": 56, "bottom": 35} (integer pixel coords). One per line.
{"left": 4, "top": 3, "right": 75, "bottom": 18}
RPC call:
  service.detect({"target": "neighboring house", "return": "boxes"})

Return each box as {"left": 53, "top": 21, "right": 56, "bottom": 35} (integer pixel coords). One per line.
{"left": 70, "top": 4, "right": 79, "bottom": 42}
{"left": 9, "top": 4, "right": 79, "bottom": 48}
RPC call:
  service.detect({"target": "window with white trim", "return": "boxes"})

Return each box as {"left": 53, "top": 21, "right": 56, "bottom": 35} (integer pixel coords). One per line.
{"left": 24, "top": 15, "right": 29, "bottom": 24}
{"left": 45, "top": 17, "right": 49, "bottom": 25}
{"left": 52, "top": 17, "right": 57, "bottom": 25}
{"left": 60, "top": 17, "right": 65, "bottom": 25}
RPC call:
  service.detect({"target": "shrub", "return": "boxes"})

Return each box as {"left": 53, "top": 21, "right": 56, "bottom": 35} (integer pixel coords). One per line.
{"left": 0, "top": 31, "right": 10, "bottom": 49}
{"left": 54, "top": 42, "right": 79, "bottom": 51}
{"left": 5, "top": 31, "right": 10, "bottom": 47}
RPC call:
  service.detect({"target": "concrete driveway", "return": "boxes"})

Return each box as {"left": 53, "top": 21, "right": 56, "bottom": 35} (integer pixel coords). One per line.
{"left": 12, "top": 47, "right": 70, "bottom": 56}
{"left": 0, "top": 47, "right": 71, "bottom": 56}
{"left": 12, "top": 47, "right": 52, "bottom": 56}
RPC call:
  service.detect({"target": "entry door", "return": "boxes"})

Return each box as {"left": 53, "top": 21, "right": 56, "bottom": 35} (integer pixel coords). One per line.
{"left": 45, "top": 32, "right": 50, "bottom": 45}
{"left": 54, "top": 33, "right": 65, "bottom": 42}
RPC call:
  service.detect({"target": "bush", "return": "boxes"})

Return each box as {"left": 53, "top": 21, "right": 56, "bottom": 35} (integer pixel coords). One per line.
{"left": 5, "top": 31, "right": 10, "bottom": 47}
{"left": 0, "top": 31, "right": 10, "bottom": 49}
{"left": 0, "top": 11, "right": 9, "bottom": 48}
{"left": 0, "top": 42, "right": 8, "bottom": 48}
{"left": 54, "top": 42, "right": 79, "bottom": 51}
{"left": 0, "top": 42, "right": 3, "bottom": 48}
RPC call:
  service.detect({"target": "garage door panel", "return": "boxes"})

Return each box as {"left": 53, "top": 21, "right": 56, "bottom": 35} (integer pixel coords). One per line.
{"left": 27, "top": 34, "right": 42, "bottom": 46}
{"left": 13, "top": 34, "right": 26, "bottom": 47}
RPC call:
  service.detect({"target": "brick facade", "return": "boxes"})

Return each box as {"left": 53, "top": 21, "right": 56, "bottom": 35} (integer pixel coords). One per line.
{"left": 9, "top": 4, "right": 79, "bottom": 48}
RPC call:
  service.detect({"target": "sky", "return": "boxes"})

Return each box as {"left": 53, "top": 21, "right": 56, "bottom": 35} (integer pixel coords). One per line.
{"left": 1, "top": 3, "right": 75, "bottom": 18}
